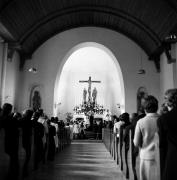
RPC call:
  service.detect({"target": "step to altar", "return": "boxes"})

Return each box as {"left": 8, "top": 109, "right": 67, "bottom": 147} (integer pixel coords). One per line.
{"left": 85, "top": 130, "right": 96, "bottom": 139}
{"left": 72, "top": 139, "right": 102, "bottom": 143}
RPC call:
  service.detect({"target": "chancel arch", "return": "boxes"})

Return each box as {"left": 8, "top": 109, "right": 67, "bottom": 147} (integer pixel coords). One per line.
{"left": 53, "top": 42, "right": 125, "bottom": 119}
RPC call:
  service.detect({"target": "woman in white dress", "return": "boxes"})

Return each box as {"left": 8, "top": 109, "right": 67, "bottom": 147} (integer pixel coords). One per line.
{"left": 73, "top": 122, "right": 79, "bottom": 139}
{"left": 69, "top": 122, "right": 74, "bottom": 140}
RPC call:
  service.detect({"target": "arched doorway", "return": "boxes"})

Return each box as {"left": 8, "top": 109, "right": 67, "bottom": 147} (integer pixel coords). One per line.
{"left": 53, "top": 42, "right": 125, "bottom": 120}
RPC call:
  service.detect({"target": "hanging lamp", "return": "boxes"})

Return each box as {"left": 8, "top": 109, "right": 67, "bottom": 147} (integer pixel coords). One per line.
{"left": 28, "top": 67, "right": 37, "bottom": 73}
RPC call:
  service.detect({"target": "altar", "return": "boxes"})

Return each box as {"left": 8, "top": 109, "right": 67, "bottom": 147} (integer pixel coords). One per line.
{"left": 94, "top": 114, "right": 104, "bottom": 119}
{"left": 73, "top": 113, "right": 104, "bottom": 120}
{"left": 72, "top": 76, "right": 111, "bottom": 131}
{"left": 73, "top": 113, "right": 89, "bottom": 125}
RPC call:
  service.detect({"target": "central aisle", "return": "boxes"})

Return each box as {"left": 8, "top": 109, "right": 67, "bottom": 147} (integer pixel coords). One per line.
{"left": 25, "top": 140, "right": 126, "bottom": 180}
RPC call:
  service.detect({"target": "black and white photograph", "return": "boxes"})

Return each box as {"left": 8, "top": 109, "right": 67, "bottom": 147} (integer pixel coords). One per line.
{"left": 0, "top": 1, "right": 177, "bottom": 180}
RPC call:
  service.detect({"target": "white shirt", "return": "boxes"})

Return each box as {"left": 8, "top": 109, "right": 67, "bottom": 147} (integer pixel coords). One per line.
{"left": 73, "top": 124, "right": 79, "bottom": 134}
{"left": 133, "top": 113, "right": 159, "bottom": 160}
{"left": 113, "top": 121, "right": 125, "bottom": 137}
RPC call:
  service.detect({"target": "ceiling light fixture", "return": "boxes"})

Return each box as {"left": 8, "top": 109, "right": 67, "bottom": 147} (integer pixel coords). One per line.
{"left": 138, "top": 69, "right": 146, "bottom": 74}
{"left": 28, "top": 67, "right": 37, "bottom": 73}
{"left": 164, "top": 34, "right": 177, "bottom": 43}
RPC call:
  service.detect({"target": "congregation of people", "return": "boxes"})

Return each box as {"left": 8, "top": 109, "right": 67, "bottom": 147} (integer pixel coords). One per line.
{"left": 0, "top": 106, "right": 70, "bottom": 180}
{"left": 0, "top": 105, "right": 103, "bottom": 180}
{"left": 110, "top": 88, "right": 177, "bottom": 180}
{"left": 69, "top": 118, "right": 103, "bottom": 140}
{"left": 0, "top": 88, "right": 177, "bottom": 180}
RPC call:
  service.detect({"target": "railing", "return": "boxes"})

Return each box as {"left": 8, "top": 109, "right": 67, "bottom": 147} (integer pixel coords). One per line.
{"left": 102, "top": 127, "right": 160, "bottom": 180}
{"left": 0, "top": 127, "right": 71, "bottom": 180}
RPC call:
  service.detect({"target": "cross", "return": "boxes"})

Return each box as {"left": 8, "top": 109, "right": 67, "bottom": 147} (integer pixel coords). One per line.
{"left": 79, "top": 76, "right": 101, "bottom": 102}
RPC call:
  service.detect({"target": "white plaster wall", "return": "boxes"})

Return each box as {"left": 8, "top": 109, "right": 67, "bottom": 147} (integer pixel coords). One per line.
{"left": 0, "top": 43, "right": 3, "bottom": 70}
{"left": 21, "top": 27, "right": 160, "bottom": 117}
{"left": 1, "top": 50, "right": 21, "bottom": 110}
{"left": 0, "top": 43, "right": 4, "bottom": 106}
{"left": 172, "top": 43, "right": 177, "bottom": 88}
{"left": 159, "top": 43, "right": 177, "bottom": 105}
{"left": 160, "top": 53, "right": 174, "bottom": 104}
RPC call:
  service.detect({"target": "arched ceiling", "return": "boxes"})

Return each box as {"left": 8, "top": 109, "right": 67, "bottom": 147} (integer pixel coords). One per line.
{"left": 0, "top": 0, "right": 177, "bottom": 67}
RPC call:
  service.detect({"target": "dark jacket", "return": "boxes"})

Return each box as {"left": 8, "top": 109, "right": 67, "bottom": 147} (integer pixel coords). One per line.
{"left": 158, "top": 108, "right": 177, "bottom": 180}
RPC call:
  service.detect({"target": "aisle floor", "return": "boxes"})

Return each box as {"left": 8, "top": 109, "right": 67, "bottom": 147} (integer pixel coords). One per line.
{"left": 25, "top": 140, "right": 126, "bottom": 180}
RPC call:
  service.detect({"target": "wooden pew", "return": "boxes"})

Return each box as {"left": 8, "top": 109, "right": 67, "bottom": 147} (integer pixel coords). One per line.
{"left": 102, "top": 127, "right": 160, "bottom": 180}
{"left": 0, "top": 127, "right": 71, "bottom": 180}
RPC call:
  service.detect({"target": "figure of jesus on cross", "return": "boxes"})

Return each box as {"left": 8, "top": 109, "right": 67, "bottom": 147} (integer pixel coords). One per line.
{"left": 79, "top": 76, "right": 101, "bottom": 103}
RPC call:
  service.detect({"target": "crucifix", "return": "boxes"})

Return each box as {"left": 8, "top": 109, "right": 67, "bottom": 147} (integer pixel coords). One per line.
{"left": 79, "top": 76, "right": 101, "bottom": 103}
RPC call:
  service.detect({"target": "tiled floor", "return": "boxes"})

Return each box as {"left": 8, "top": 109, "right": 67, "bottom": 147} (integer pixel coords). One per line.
{"left": 25, "top": 140, "right": 126, "bottom": 180}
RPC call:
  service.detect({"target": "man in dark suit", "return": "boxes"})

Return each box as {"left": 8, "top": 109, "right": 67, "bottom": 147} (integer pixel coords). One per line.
{"left": 158, "top": 89, "right": 177, "bottom": 180}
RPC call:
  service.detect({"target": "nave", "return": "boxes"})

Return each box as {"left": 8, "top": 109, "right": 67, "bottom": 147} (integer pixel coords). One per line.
{"left": 25, "top": 140, "right": 125, "bottom": 180}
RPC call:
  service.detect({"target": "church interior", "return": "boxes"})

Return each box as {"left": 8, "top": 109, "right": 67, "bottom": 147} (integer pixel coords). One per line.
{"left": 0, "top": 0, "right": 177, "bottom": 180}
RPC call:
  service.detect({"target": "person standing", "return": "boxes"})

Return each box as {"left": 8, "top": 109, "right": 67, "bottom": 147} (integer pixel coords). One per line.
{"left": 133, "top": 95, "right": 159, "bottom": 180}
{"left": 79, "top": 121, "right": 85, "bottom": 139}
{"left": 73, "top": 121, "right": 79, "bottom": 139}
{"left": 157, "top": 89, "right": 177, "bottom": 180}
{"left": 21, "top": 109, "right": 33, "bottom": 177}
{"left": 113, "top": 114, "right": 125, "bottom": 138}
{"left": 0, "top": 103, "right": 19, "bottom": 180}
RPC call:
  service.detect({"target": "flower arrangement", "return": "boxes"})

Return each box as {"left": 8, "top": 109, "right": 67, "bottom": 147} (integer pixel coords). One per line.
{"left": 73, "top": 101, "right": 105, "bottom": 115}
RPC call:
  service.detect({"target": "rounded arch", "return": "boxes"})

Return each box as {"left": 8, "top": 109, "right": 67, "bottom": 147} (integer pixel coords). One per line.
{"left": 53, "top": 42, "right": 125, "bottom": 116}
